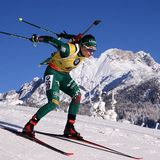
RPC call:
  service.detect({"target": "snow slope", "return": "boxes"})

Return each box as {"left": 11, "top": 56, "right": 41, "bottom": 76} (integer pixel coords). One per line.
{"left": 0, "top": 104, "right": 160, "bottom": 160}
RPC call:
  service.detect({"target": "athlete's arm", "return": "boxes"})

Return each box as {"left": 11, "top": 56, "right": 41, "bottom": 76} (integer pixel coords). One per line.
{"left": 38, "top": 36, "right": 70, "bottom": 58}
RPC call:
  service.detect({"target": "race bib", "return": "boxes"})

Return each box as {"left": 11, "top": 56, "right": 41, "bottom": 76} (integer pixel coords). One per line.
{"left": 45, "top": 75, "right": 53, "bottom": 90}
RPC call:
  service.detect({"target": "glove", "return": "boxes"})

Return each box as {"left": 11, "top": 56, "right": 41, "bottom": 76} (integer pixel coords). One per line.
{"left": 56, "top": 31, "right": 75, "bottom": 39}
{"left": 30, "top": 34, "right": 39, "bottom": 42}
{"left": 73, "top": 33, "right": 83, "bottom": 42}
{"left": 56, "top": 32, "right": 66, "bottom": 39}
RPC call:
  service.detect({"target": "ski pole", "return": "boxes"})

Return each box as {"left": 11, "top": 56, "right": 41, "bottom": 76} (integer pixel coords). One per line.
{"left": 0, "top": 31, "right": 30, "bottom": 40}
{"left": 18, "top": 18, "right": 58, "bottom": 35}
{"left": 82, "top": 20, "right": 101, "bottom": 35}
{"left": 19, "top": 18, "right": 101, "bottom": 36}
{"left": 71, "top": 20, "right": 101, "bottom": 43}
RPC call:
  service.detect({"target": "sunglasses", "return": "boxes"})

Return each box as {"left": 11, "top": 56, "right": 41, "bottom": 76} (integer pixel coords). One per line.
{"left": 83, "top": 45, "right": 96, "bottom": 53}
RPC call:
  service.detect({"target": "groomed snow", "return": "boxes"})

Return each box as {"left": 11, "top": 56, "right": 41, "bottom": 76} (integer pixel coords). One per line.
{"left": 0, "top": 104, "right": 160, "bottom": 160}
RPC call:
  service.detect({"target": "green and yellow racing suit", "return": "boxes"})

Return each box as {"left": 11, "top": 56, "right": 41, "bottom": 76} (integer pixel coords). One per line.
{"left": 35, "top": 36, "right": 85, "bottom": 120}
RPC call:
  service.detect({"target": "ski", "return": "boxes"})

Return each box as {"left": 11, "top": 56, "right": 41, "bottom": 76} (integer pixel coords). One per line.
{"left": 69, "top": 136, "right": 143, "bottom": 160}
{"left": 36, "top": 131, "right": 143, "bottom": 160}
{"left": 0, "top": 125, "right": 73, "bottom": 156}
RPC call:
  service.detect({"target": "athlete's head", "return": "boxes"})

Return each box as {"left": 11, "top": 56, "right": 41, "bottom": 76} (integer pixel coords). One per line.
{"left": 80, "top": 34, "right": 96, "bottom": 57}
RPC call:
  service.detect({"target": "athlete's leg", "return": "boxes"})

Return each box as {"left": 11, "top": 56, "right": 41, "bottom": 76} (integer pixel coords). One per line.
{"left": 35, "top": 74, "right": 60, "bottom": 120}
{"left": 60, "top": 74, "right": 82, "bottom": 138}
{"left": 22, "top": 67, "right": 61, "bottom": 136}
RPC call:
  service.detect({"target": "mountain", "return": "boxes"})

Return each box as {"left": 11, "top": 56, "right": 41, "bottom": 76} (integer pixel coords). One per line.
{"left": 1, "top": 48, "right": 160, "bottom": 125}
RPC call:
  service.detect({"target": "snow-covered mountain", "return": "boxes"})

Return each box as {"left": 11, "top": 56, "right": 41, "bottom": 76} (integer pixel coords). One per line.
{"left": 1, "top": 48, "right": 160, "bottom": 124}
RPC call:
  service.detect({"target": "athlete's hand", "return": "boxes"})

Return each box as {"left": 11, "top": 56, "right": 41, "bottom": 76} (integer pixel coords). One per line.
{"left": 73, "top": 33, "right": 83, "bottom": 42}
{"left": 56, "top": 31, "right": 75, "bottom": 39}
{"left": 30, "top": 34, "right": 39, "bottom": 42}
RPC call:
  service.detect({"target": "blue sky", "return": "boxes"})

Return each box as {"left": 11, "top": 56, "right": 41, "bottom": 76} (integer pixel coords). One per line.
{"left": 0, "top": 0, "right": 160, "bottom": 93}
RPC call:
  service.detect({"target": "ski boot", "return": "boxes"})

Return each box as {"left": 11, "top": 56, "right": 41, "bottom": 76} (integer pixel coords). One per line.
{"left": 64, "top": 117, "right": 83, "bottom": 140}
{"left": 22, "top": 115, "right": 39, "bottom": 137}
